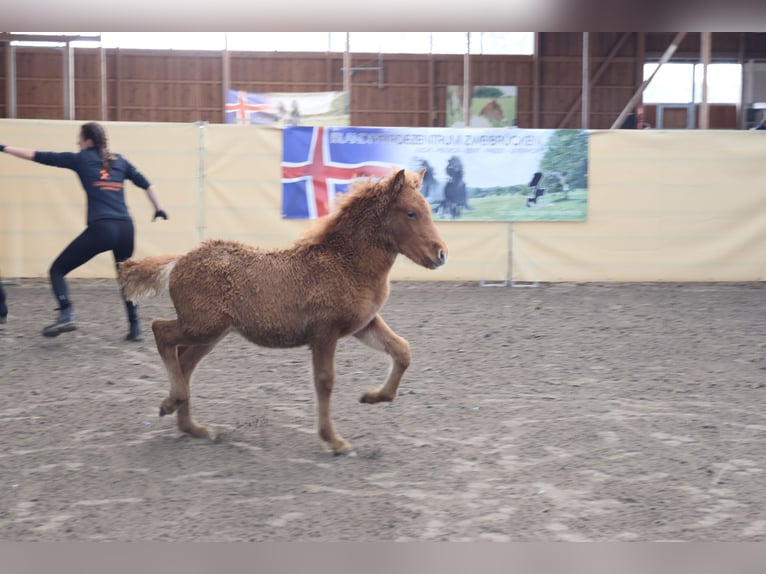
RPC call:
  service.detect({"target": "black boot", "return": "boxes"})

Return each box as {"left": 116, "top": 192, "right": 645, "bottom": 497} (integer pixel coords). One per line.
{"left": 0, "top": 284, "right": 6, "bottom": 324}
{"left": 126, "top": 320, "right": 143, "bottom": 342}
{"left": 122, "top": 292, "right": 142, "bottom": 342}
{"left": 43, "top": 306, "right": 77, "bottom": 337}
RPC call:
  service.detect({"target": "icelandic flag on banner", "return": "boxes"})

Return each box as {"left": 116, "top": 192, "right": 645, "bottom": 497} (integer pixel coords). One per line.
{"left": 281, "top": 126, "right": 401, "bottom": 219}
{"left": 225, "top": 90, "right": 280, "bottom": 125}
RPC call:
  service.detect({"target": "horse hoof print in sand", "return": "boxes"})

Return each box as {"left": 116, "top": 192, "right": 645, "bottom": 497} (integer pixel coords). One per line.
{"left": 119, "top": 168, "right": 448, "bottom": 455}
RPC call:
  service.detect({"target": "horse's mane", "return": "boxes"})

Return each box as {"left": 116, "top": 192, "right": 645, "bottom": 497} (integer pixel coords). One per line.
{"left": 296, "top": 169, "right": 401, "bottom": 248}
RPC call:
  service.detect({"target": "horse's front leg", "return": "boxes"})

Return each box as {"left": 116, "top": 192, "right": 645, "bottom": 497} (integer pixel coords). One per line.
{"left": 355, "top": 314, "right": 411, "bottom": 404}
{"left": 311, "top": 336, "right": 351, "bottom": 455}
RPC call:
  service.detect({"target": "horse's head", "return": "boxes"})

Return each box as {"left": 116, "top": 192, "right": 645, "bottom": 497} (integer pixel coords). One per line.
{"left": 382, "top": 168, "right": 448, "bottom": 269}
{"left": 479, "top": 100, "right": 505, "bottom": 122}
{"left": 446, "top": 156, "right": 464, "bottom": 181}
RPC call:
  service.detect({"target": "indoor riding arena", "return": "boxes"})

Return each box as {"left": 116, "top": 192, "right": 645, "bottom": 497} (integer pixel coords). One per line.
{"left": 1, "top": 32, "right": 766, "bottom": 544}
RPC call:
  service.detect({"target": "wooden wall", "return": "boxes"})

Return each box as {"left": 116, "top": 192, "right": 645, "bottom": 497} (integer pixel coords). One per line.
{"left": 2, "top": 33, "right": 765, "bottom": 129}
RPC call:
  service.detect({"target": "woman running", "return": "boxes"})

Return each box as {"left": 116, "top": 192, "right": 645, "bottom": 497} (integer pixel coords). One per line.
{"left": 0, "top": 122, "right": 168, "bottom": 341}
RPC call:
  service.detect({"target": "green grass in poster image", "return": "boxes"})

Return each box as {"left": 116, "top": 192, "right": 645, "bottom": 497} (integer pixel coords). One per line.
{"left": 431, "top": 189, "right": 588, "bottom": 221}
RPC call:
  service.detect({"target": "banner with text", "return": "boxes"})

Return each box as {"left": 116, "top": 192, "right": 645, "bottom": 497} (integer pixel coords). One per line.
{"left": 281, "top": 126, "right": 588, "bottom": 221}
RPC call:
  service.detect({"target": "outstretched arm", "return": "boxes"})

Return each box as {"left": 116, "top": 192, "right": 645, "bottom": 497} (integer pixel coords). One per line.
{"left": 144, "top": 185, "right": 168, "bottom": 221}
{"left": 0, "top": 145, "right": 36, "bottom": 161}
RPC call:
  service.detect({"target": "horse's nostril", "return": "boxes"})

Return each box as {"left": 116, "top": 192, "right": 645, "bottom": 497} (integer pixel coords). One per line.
{"left": 438, "top": 249, "right": 447, "bottom": 264}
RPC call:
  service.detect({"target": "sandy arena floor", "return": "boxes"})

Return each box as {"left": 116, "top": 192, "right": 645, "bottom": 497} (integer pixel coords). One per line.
{"left": 1, "top": 279, "right": 765, "bottom": 541}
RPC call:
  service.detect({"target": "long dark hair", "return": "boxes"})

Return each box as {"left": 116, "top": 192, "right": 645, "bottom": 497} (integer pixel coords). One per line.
{"left": 80, "top": 122, "right": 115, "bottom": 170}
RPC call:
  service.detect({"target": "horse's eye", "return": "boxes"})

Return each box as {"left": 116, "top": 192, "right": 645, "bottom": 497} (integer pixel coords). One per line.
{"left": 407, "top": 211, "right": 417, "bottom": 219}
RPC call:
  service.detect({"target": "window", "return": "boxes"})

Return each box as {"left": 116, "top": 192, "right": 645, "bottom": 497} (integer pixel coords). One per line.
{"left": 11, "top": 32, "right": 535, "bottom": 55}
{"left": 643, "top": 62, "right": 742, "bottom": 104}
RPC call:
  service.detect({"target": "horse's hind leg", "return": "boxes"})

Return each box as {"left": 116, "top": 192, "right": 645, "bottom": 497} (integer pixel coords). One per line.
{"left": 355, "top": 314, "right": 411, "bottom": 404}
{"left": 152, "top": 318, "right": 217, "bottom": 439}
{"left": 173, "top": 342, "right": 218, "bottom": 437}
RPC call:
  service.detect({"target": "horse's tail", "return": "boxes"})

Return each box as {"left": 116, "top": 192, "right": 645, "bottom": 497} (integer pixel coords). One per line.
{"left": 118, "top": 254, "right": 179, "bottom": 302}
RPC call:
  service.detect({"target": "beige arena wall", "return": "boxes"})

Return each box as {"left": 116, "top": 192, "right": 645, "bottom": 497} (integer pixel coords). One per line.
{"left": 512, "top": 129, "right": 766, "bottom": 282}
{"left": 0, "top": 119, "right": 764, "bottom": 282}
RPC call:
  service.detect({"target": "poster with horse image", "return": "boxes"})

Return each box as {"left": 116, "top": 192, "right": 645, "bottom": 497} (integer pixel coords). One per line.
{"left": 446, "top": 85, "right": 518, "bottom": 128}
{"left": 225, "top": 89, "right": 349, "bottom": 126}
{"left": 281, "top": 126, "right": 589, "bottom": 222}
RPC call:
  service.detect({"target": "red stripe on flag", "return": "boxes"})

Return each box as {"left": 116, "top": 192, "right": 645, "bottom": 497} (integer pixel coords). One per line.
{"left": 282, "top": 127, "right": 393, "bottom": 217}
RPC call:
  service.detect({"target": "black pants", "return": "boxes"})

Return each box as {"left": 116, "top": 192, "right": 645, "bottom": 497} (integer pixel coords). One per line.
{"left": 49, "top": 219, "right": 139, "bottom": 324}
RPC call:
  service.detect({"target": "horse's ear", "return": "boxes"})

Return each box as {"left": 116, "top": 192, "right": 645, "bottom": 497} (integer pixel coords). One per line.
{"left": 417, "top": 167, "right": 426, "bottom": 181}
{"left": 390, "top": 169, "right": 406, "bottom": 197}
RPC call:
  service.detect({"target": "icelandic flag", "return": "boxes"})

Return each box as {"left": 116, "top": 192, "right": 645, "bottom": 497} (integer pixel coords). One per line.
{"left": 281, "top": 126, "right": 398, "bottom": 219}
{"left": 225, "top": 89, "right": 280, "bottom": 125}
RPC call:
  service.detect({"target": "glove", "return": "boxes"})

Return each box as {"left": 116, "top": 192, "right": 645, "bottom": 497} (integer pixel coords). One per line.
{"left": 0, "top": 145, "right": 5, "bottom": 152}
{"left": 152, "top": 209, "right": 168, "bottom": 221}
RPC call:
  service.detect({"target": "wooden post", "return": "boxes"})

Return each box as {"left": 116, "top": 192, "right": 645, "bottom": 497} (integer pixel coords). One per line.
{"left": 428, "top": 52, "right": 435, "bottom": 127}
{"left": 114, "top": 49, "right": 121, "bottom": 121}
{"left": 99, "top": 41, "right": 107, "bottom": 121}
{"left": 699, "top": 32, "right": 711, "bottom": 129}
{"left": 611, "top": 31, "right": 687, "bottom": 129}
{"left": 343, "top": 33, "right": 351, "bottom": 116}
{"left": 222, "top": 33, "right": 230, "bottom": 124}
{"left": 533, "top": 32, "right": 540, "bottom": 128}
{"left": 581, "top": 32, "right": 590, "bottom": 129}
{"left": 738, "top": 32, "right": 746, "bottom": 129}
{"left": 463, "top": 32, "right": 471, "bottom": 127}
{"left": 559, "top": 33, "right": 631, "bottom": 128}
{"left": 5, "top": 42, "right": 16, "bottom": 118}
{"left": 63, "top": 42, "right": 75, "bottom": 120}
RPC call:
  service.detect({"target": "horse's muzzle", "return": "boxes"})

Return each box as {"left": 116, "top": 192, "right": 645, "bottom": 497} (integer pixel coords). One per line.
{"left": 432, "top": 248, "right": 448, "bottom": 268}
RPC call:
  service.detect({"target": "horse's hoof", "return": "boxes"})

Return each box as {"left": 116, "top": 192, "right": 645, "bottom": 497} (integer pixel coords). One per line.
{"left": 182, "top": 424, "right": 211, "bottom": 439}
{"left": 334, "top": 448, "right": 357, "bottom": 458}
{"left": 160, "top": 398, "right": 179, "bottom": 416}
{"left": 360, "top": 390, "right": 391, "bottom": 404}
{"left": 333, "top": 444, "right": 354, "bottom": 457}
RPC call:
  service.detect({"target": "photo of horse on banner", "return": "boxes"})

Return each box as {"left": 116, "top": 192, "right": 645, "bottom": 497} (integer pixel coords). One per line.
{"left": 419, "top": 156, "right": 472, "bottom": 220}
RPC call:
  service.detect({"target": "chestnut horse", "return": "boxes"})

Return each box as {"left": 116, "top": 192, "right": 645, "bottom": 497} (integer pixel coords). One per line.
{"left": 118, "top": 168, "right": 448, "bottom": 454}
